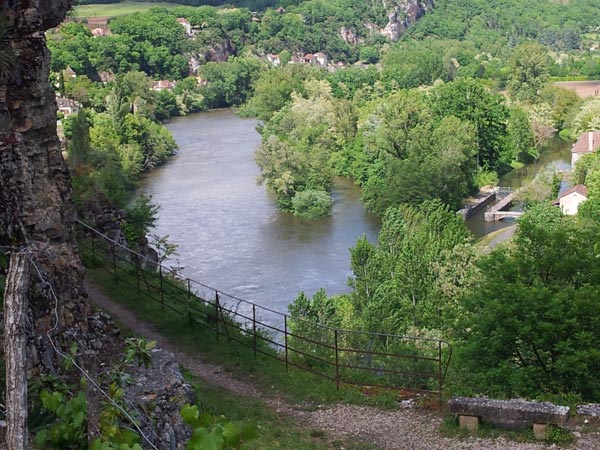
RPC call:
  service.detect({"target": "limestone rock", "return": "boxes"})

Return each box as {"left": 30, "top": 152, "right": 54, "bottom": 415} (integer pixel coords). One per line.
{"left": 123, "top": 348, "right": 195, "bottom": 449}
{"left": 380, "top": 0, "right": 434, "bottom": 41}
{"left": 0, "top": 0, "right": 92, "bottom": 376}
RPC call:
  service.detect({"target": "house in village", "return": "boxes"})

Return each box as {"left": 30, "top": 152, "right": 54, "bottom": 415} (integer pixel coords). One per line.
{"left": 91, "top": 27, "right": 107, "bottom": 37}
{"left": 314, "top": 52, "right": 328, "bottom": 67}
{"left": 266, "top": 53, "right": 281, "bottom": 66}
{"left": 56, "top": 96, "right": 79, "bottom": 117}
{"left": 85, "top": 17, "right": 109, "bottom": 37}
{"left": 151, "top": 80, "right": 177, "bottom": 92}
{"left": 298, "top": 52, "right": 328, "bottom": 67}
{"left": 63, "top": 65, "right": 76, "bottom": 79}
{"left": 571, "top": 131, "right": 600, "bottom": 166}
{"left": 559, "top": 184, "right": 589, "bottom": 215}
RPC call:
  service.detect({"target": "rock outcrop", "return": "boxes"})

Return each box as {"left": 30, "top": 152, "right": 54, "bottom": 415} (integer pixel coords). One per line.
{"left": 0, "top": 0, "right": 90, "bottom": 373}
{"left": 338, "top": 0, "right": 434, "bottom": 46}
{"left": 124, "top": 348, "right": 195, "bottom": 448}
{"left": 380, "top": 0, "right": 434, "bottom": 41}
{"left": 0, "top": 4, "right": 192, "bottom": 448}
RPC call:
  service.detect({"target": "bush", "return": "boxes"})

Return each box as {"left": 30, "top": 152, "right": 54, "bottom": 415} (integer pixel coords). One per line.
{"left": 291, "top": 189, "right": 333, "bottom": 219}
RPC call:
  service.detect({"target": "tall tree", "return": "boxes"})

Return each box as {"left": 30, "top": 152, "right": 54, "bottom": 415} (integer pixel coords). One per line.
{"left": 507, "top": 43, "right": 550, "bottom": 102}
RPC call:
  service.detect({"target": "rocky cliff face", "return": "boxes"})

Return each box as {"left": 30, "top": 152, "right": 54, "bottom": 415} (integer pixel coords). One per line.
{"left": 380, "top": 0, "right": 434, "bottom": 41}
{"left": 0, "top": 0, "right": 89, "bottom": 372}
{"left": 0, "top": 4, "right": 192, "bottom": 447}
{"left": 338, "top": 0, "right": 433, "bottom": 46}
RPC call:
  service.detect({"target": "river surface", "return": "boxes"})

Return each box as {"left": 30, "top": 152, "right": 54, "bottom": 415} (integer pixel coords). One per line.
{"left": 464, "top": 135, "right": 572, "bottom": 237}
{"left": 142, "top": 110, "right": 571, "bottom": 312}
{"left": 140, "top": 110, "right": 380, "bottom": 313}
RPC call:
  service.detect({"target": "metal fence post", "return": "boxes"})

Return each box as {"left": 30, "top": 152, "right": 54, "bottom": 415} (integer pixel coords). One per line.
{"left": 335, "top": 329, "right": 340, "bottom": 391}
{"left": 111, "top": 241, "right": 117, "bottom": 282}
{"left": 187, "top": 278, "right": 192, "bottom": 326}
{"left": 159, "top": 265, "right": 164, "bottom": 311}
{"left": 252, "top": 304, "right": 257, "bottom": 358}
{"left": 438, "top": 340, "right": 443, "bottom": 404}
{"left": 214, "top": 292, "right": 220, "bottom": 343}
{"left": 135, "top": 257, "right": 140, "bottom": 296}
{"left": 284, "top": 315, "right": 289, "bottom": 372}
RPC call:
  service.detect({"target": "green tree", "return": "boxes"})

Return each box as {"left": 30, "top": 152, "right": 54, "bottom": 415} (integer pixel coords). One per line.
{"left": 458, "top": 203, "right": 600, "bottom": 400}
{"left": 507, "top": 43, "right": 550, "bottom": 102}
{"left": 291, "top": 189, "right": 333, "bottom": 218}
{"left": 506, "top": 106, "right": 537, "bottom": 163}
{"left": 68, "top": 109, "right": 91, "bottom": 167}
{"left": 428, "top": 78, "right": 511, "bottom": 172}
{"left": 346, "top": 200, "right": 473, "bottom": 334}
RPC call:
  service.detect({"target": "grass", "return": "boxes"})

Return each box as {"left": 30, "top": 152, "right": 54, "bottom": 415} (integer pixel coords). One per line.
{"left": 73, "top": 1, "right": 180, "bottom": 19}
{"left": 182, "top": 369, "right": 379, "bottom": 450}
{"left": 81, "top": 241, "right": 403, "bottom": 410}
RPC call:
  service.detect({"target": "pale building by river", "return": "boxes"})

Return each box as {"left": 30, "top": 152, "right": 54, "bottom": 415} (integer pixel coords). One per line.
{"left": 571, "top": 131, "right": 600, "bottom": 166}
{"left": 559, "top": 184, "right": 588, "bottom": 215}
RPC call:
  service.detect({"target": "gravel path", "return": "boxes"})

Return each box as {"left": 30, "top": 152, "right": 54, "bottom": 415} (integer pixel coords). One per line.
{"left": 85, "top": 280, "right": 600, "bottom": 450}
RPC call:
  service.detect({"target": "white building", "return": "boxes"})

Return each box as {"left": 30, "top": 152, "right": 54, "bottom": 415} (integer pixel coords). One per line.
{"left": 559, "top": 184, "right": 589, "bottom": 215}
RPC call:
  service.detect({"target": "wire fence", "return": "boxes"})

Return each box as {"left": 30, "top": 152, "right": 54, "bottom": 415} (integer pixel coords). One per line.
{"left": 76, "top": 220, "right": 452, "bottom": 401}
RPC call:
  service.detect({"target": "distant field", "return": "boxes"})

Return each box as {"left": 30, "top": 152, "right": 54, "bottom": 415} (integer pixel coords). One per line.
{"left": 73, "top": 1, "right": 180, "bottom": 18}
{"left": 554, "top": 80, "right": 600, "bottom": 99}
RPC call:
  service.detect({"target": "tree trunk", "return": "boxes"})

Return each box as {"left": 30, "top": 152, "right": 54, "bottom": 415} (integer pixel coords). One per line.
{"left": 3, "top": 252, "right": 30, "bottom": 450}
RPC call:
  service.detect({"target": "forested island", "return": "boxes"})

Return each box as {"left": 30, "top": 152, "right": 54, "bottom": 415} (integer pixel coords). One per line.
{"left": 2, "top": 0, "right": 600, "bottom": 448}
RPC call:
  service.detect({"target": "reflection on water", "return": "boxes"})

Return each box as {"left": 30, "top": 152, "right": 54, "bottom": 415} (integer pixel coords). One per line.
{"left": 141, "top": 110, "right": 380, "bottom": 313}
{"left": 465, "top": 135, "right": 572, "bottom": 237}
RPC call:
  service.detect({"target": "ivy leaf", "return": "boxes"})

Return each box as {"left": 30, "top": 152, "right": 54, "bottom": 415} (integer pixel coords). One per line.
{"left": 114, "top": 427, "right": 141, "bottom": 446}
{"left": 180, "top": 404, "right": 199, "bottom": 427}
{"left": 41, "top": 390, "right": 63, "bottom": 412}
{"left": 187, "top": 428, "right": 224, "bottom": 450}
{"left": 72, "top": 410, "right": 85, "bottom": 428}
{"left": 222, "top": 422, "right": 242, "bottom": 447}
{"left": 34, "top": 429, "right": 48, "bottom": 448}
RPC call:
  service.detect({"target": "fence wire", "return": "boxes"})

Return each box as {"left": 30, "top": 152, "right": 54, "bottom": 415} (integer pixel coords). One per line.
{"left": 76, "top": 220, "right": 452, "bottom": 400}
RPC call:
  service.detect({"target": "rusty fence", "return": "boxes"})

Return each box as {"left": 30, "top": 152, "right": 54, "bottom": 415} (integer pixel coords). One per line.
{"left": 76, "top": 220, "right": 452, "bottom": 400}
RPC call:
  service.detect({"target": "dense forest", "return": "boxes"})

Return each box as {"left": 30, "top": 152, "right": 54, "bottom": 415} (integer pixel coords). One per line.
{"left": 48, "top": 0, "right": 600, "bottom": 406}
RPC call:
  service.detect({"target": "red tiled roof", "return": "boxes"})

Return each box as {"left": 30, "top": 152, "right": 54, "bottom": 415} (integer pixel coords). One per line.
{"left": 572, "top": 131, "right": 600, "bottom": 153}
{"left": 559, "top": 184, "right": 589, "bottom": 199}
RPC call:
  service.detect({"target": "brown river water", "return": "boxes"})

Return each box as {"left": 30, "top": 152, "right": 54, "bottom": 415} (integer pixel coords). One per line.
{"left": 141, "top": 109, "right": 571, "bottom": 311}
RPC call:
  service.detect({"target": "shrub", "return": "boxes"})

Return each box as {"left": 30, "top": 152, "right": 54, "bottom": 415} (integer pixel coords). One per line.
{"left": 291, "top": 189, "right": 333, "bottom": 219}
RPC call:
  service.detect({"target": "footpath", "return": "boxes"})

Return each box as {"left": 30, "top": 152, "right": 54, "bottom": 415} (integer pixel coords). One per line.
{"left": 86, "top": 280, "right": 600, "bottom": 450}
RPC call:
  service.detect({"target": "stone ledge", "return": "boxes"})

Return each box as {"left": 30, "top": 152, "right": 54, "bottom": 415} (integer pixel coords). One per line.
{"left": 448, "top": 397, "right": 570, "bottom": 429}
{"left": 577, "top": 403, "right": 600, "bottom": 418}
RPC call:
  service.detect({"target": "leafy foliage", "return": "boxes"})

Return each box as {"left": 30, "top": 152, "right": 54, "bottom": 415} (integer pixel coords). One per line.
{"left": 291, "top": 189, "right": 333, "bottom": 219}
{"left": 458, "top": 204, "right": 600, "bottom": 400}
{"left": 180, "top": 404, "right": 257, "bottom": 450}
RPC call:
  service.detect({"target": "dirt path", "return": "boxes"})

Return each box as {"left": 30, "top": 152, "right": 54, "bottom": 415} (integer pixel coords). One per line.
{"left": 86, "top": 280, "right": 600, "bottom": 450}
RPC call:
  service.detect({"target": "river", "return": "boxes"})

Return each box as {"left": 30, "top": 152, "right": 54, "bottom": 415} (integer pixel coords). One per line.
{"left": 140, "top": 109, "right": 380, "bottom": 313}
{"left": 464, "top": 135, "right": 572, "bottom": 237}
{"left": 141, "top": 110, "right": 571, "bottom": 312}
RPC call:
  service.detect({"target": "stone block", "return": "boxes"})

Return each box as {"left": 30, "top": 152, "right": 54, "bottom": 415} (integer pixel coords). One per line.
{"left": 459, "top": 415, "right": 479, "bottom": 432}
{"left": 533, "top": 423, "right": 548, "bottom": 440}
{"left": 448, "top": 397, "right": 570, "bottom": 429}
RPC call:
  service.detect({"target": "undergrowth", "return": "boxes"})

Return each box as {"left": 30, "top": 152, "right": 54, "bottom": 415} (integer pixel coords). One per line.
{"left": 80, "top": 242, "right": 404, "bottom": 410}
